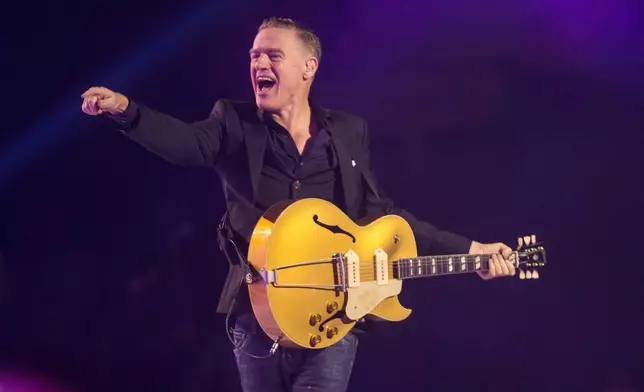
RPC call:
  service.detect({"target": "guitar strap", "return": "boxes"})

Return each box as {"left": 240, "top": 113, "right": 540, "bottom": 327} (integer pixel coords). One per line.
{"left": 216, "top": 211, "right": 260, "bottom": 286}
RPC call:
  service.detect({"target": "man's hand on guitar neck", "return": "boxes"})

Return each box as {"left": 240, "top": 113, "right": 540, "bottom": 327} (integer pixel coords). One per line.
{"left": 468, "top": 241, "right": 516, "bottom": 280}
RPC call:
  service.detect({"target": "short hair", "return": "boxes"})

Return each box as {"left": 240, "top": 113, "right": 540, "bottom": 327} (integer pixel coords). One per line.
{"left": 258, "top": 17, "right": 322, "bottom": 62}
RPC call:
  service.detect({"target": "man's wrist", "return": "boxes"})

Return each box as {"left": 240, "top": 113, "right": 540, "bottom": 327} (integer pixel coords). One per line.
{"left": 110, "top": 94, "right": 130, "bottom": 115}
{"left": 468, "top": 240, "right": 482, "bottom": 254}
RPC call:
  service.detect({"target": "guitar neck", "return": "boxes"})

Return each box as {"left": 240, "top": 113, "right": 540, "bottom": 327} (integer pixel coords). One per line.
{"left": 393, "top": 254, "right": 498, "bottom": 279}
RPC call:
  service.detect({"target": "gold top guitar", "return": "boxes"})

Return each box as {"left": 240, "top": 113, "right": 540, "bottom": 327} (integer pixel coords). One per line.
{"left": 246, "top": 198, "right": 547, "bottom": 349}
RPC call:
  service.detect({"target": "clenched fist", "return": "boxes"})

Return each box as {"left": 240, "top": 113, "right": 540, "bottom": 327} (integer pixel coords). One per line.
{"left": 81, "top": 87, "right": 129, "bottom": 116}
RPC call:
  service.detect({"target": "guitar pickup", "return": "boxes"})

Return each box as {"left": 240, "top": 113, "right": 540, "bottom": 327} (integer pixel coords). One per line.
{"left": 345, "top": 250, "right": 360, "bottom": 288}
{"left": 374, "top": 248, "right": 388, "bottom": 285}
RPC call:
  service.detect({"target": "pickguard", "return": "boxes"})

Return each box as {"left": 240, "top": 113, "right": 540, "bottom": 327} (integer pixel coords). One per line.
{"left": 345, "top": 280, "right": 402, "bottom": 321}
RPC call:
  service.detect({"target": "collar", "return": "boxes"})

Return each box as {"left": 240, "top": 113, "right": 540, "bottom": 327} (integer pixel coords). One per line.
{"left": 256, "top": 98, "right": 333, "bottom": 130}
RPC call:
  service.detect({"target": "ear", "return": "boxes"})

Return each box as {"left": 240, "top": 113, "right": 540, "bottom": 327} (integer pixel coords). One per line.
{"left": 303, "top": 58, "right": 319, "bottom": 80}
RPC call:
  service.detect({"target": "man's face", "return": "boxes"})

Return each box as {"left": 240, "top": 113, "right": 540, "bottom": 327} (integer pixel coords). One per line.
{"left": 250, "top": 27, "right": 312, "bottom": 112}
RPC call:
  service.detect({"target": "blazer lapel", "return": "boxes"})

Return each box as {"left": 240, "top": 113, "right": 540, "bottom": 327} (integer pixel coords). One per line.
{"left": 243, "top": 119, "right": 268, "bottom": 202}
{"left": 352, "top": 153, "right": 381, "bottom": 201}
{"left": 329, "top": 128, "right": 359, "bottom": 219}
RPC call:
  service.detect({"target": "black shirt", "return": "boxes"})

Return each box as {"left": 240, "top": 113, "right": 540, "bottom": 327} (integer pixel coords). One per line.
{"left": 255, "top": 109, "right": 343, "bottom": 214}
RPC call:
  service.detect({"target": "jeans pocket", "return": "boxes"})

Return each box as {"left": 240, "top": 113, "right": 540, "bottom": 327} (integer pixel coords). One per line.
{"left": 232, "top": 327, "right": 249, "bottom": 350}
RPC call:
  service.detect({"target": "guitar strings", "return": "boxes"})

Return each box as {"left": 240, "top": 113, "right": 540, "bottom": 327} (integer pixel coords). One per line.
{"left": 271, "top": 259, "right": 501, "bottom": 275}
{"left": 270, "top": 254, "right": 496, "bottom": 267}
{"left": 264, "top": 255, "right": 529, "bottom": 276}
{"left": 270, "top": 257, "right": 507, "bottom": 271}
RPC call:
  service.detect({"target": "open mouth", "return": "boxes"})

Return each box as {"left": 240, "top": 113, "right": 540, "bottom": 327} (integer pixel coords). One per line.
{"left": 256, "top": 76, "right": 276, "bottom": 93}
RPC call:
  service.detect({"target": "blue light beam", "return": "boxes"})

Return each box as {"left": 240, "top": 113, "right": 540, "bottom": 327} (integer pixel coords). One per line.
{"left": 0, "top": 0, "right": 242, "bottom": 191}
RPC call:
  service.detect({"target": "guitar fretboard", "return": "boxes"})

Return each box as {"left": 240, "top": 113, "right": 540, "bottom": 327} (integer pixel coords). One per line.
{"left": 393, "top": 255, "right": 492, "bottom": 279}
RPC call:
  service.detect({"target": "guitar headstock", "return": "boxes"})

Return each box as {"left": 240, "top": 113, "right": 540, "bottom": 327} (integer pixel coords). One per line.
{"left": 514, "top": 234, "right": 547, "bottom": 280}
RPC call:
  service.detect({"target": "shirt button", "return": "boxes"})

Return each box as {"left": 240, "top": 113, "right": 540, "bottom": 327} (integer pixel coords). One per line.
{"left": 292, "top": 180, "right": 301, "bottom": 191}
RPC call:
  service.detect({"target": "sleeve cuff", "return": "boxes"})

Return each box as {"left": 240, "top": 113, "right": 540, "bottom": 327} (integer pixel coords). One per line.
{"left": 106, "top": 100, "right": 139, "bottom": 131}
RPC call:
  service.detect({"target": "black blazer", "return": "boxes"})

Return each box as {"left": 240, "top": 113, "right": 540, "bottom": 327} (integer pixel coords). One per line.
{"left": 113, "top": 98, "right": 472, "bottom": 314}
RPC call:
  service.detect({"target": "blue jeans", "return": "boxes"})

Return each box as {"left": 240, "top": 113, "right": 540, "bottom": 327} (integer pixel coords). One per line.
{"left": 231, "top": 313, "right": 359, "bottom": 392}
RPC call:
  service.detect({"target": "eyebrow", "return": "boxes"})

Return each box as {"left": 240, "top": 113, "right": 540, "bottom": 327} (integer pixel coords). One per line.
{"left": 249, "top": 47, "right": 285, "bottom": 55}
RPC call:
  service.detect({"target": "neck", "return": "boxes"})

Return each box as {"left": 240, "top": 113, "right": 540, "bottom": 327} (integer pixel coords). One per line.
{"left": 272, "top": 92, "right": 311, "bottom": 133}
{"left": 393, "top": 254, "right": 498, "bottom": 279}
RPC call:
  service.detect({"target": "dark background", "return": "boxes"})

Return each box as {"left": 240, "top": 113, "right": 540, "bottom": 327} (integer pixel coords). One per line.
{"left": 1, "top": 0, "right": 643, "bottom": 391}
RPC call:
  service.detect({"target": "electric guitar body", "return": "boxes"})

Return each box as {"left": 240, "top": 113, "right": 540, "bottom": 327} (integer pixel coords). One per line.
{"left": 246, "top": 198, "right": 546, "bottom": 350}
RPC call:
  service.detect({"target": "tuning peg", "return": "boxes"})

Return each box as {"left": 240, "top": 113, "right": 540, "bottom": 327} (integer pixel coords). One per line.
{"left": 518, "top": 237, "right": 523, "bottom": 249}
{"left": 519, "top": 270, "right": 526, "bottom": 280}
{"left": 531, "top": 234, "right": 536, "bottom": 244}
{"left": 532, "top": 270, "right": 539, "bottom": 279}
{"left": 526, "top": 270, "right": 533, "bottom": 279}
{"left": 523, "top": 236, "right": 532, "bottom": 246}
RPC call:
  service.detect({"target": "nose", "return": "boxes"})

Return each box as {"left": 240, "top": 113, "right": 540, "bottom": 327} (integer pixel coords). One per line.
{"left": 254, "top": 54, "right": 270, "bottom": 70}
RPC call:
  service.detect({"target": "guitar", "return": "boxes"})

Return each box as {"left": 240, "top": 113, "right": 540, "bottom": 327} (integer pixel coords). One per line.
{"left": 246, "top": 198, "right": 546, "bottom": 350}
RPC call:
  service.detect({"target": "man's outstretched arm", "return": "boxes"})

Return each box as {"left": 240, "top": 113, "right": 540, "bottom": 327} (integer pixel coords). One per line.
{"left": 81, "top": 86, "right": 227, "bottom": 167}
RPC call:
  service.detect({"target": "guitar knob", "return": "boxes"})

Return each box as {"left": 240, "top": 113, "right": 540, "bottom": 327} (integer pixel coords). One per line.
{"left": 309, "top": 334, "right": 322, "bottom": 347}
{"left": 326, "top": 326, "right": 339, "bottom": 339}
{"left": 326, "top": 302, "right": 339, "bottom": 313}
{"left": 309, "top": 314, "right": 322, "bottom": 326}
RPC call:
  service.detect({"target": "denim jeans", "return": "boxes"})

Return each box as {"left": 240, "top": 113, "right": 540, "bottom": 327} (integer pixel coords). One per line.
{"left": 231, "top": 313, "right": 359, "bottom": 392}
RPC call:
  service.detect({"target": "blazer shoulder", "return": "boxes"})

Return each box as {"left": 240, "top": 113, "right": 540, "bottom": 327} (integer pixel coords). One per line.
{"left": 212, "top": 99, "right": 259, "bottom": 122}
{"left": 205, "top": 99, "right": 257, "bottom": 156}
{"left": 328, "top": 109, "right": 367, "bottom": 129}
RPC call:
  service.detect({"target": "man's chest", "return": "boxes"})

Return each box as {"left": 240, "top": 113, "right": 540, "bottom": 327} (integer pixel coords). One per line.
{"left": 291, "top": 133, "right": 310, "bottom": 155}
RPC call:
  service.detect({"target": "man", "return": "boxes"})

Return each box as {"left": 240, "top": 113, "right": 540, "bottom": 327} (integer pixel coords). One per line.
{"left": 81, "top": 17, "right": 515, "bottom": 392}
